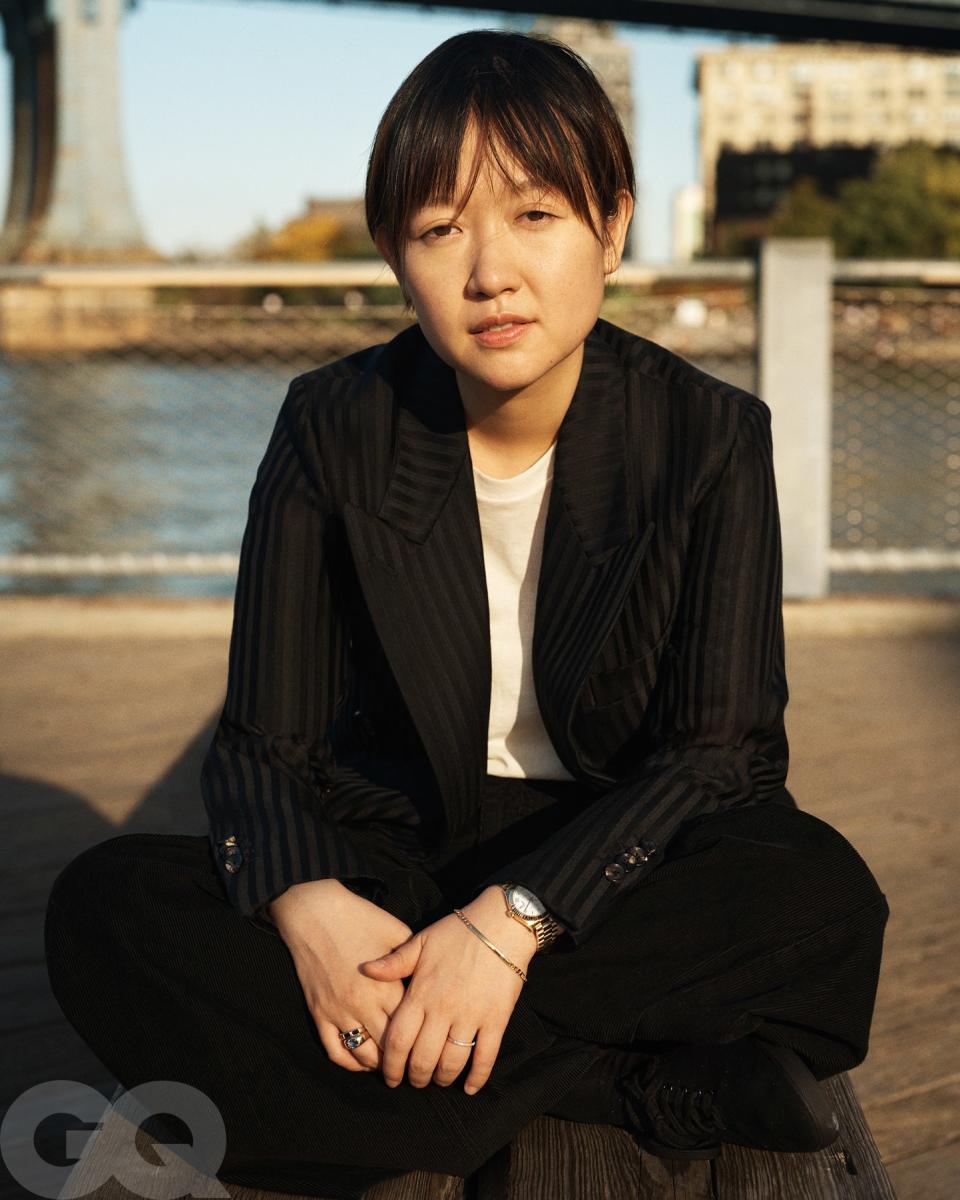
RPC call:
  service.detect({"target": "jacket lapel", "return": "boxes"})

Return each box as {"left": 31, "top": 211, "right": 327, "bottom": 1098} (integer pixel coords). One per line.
{"left": 533, "top": 328, "right": 656, "bottom": 786}
{"left": 342, "top": 320, "right": 654, "bottom": 842}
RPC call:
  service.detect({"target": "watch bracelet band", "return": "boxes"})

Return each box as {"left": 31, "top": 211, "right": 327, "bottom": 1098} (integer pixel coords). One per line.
{"left": 501, "top": 884, "right": 565, "bottom": 950}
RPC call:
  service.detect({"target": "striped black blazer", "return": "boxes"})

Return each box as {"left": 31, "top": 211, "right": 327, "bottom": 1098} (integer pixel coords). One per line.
{"left": 200, "top": 316, "right": 790, "bottom": 947}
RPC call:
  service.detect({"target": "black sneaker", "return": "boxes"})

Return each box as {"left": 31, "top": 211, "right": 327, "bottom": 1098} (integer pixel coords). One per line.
{"left": 617, "top": 1037, "right": 841, "bottom": 1160}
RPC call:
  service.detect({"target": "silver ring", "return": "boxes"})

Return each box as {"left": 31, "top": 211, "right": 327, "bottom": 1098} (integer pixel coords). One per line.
{"left": 446, "top": 1034, "right": 478, "bottom": 1047}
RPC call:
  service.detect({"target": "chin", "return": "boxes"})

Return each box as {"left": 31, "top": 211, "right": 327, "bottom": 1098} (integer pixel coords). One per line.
{"left": 459, "top": 345, "right": 561, "bottom": 388}
{"left": 466, "top": 364, "right": 549, "bottom": 396}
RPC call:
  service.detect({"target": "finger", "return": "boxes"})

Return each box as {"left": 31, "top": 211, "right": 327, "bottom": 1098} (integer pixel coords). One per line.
{"left": 405, "top": 1016, "right": 455, "bottom": 1089}
{"left": 347, "top": 1011, "right": 388, "bottom": 1070}
{"left": 433, "top": 1028, "right": 476, "bottom": 1087}
{"left": 380, "top": 1002, "right": 424, "bottom": 1088}
{"left": 318, "top": 1023, "right": 377, "bottom": 1072}
{"left": 321, "top": 1012, "right": 384, "bottom": 1071}
{"left": 463, "top": 1025, "right": 503, "bottom": 1095}
{"left": 361, "top": 935, "right": 422, "bottom": 981}
{"left": 346, "top": 1028, "right": 382, "bottom": 1071}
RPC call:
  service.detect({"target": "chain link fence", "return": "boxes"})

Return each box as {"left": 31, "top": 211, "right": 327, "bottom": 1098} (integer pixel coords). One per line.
{"left": 830, "top": 284, "right": 960, "bottom": 593}
{"left": 0, "top": 264, "right": 957, "bottom": 596}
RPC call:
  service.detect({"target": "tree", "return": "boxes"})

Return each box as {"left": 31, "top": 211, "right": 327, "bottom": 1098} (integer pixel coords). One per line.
{"left": 769, "top": 141, "right": 960, "bottom": 257}
{"left": 833, "top": 142, "right": 960, "bottom": 257}
{"left": 768, "top": 176, "right": 840, "bottom": 238}
{"left": 240, "top": 212, "right": 342, "bottom": 261}
{"left": 230, "top": 203, "right": 377, "bottom": 262}
{"left": 230, "top": 219, "right": 274, "bottom": 261}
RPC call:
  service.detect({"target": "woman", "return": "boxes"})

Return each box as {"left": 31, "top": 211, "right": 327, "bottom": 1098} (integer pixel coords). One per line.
{"left": 44, "top": 29, "right": 889, "bottom": 1199}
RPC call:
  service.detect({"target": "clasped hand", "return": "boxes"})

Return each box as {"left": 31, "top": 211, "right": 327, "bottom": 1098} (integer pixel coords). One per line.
{"left": 360, "top": 886, "right": 538, "bottom": 1094}
{"left": 269, "top": 880, "right": 538, "bottom": 1096}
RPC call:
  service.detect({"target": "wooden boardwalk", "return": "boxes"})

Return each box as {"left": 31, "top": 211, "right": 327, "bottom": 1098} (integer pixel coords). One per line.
{"left": 3, "top": 596, "right": 958, "bottom": 1199}
{"left": 53, "top": 1071, "right": 892, "bottom": 1199}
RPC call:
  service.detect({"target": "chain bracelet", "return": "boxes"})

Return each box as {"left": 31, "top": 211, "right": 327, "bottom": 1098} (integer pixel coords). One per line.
{"left": 452, "top": 908, "right": 528, "bottom": 982}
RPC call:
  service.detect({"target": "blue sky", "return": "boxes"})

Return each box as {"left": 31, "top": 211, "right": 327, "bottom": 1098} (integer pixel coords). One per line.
{"left": 0, "top": 2, "right": 775, "bottom": 262}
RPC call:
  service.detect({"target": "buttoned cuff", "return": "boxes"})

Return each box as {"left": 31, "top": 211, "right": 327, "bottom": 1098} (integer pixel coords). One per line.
{"left": 472, "top": 836, "right": 662, "bottom": 947}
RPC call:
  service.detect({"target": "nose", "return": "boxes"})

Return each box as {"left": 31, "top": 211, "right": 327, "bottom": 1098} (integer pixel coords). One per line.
{"left": 466, "top": 229, "right": 521, "bottom": 299}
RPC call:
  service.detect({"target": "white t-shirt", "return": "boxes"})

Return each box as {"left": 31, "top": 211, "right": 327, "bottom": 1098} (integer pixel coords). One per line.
{"left": 473, "top": 442, "right": 576, "bottom": 781}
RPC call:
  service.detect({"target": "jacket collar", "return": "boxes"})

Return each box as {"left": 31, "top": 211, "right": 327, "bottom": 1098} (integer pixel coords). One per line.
{"left": 376, "top": 318, "right": 637, "bottom": 562}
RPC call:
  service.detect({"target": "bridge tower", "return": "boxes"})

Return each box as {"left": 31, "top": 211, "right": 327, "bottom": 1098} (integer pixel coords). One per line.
{"left": 0, "top": 0, "right": 158, "bottom": 262}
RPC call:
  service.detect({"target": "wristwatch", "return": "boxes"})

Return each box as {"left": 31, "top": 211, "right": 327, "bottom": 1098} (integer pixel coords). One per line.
{"left": 500, "top": 883, "right": 565, "bottom": 952}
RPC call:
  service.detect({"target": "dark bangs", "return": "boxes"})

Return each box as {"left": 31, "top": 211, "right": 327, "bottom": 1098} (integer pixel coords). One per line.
{"left": 365, "top": 29, "right": 634, "bottom": 279}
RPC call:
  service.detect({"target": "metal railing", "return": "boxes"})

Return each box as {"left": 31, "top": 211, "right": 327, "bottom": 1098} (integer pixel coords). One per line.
{"left": 1, "top": 251, "right": 957, "bottom": 596}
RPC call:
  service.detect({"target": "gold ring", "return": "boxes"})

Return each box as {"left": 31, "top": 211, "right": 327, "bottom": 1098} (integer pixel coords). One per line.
{"left": 339, "top": 1024, "right": 371, "bottom": 1051}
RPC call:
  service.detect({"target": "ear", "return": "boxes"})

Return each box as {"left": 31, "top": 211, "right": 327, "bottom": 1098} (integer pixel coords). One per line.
{"left": 603, "top": 190, "right": 635, "bottom": 276}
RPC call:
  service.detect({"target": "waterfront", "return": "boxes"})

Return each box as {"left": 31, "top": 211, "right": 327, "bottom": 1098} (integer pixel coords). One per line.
{"left": 0, "top": 334, "right": 957, "bottom": 597}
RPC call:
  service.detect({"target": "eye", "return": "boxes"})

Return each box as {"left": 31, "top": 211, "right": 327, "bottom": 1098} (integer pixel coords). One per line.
{"left": 421, "top": 224, "right": 457, "bottom": 242}
{"left": 522, "top": 210, "right": 555, "bottom": 225}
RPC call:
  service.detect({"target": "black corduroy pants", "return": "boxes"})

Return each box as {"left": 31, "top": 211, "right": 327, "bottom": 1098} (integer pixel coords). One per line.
{"left": 44, "top": 774, "right": 889, "bottom": 1199}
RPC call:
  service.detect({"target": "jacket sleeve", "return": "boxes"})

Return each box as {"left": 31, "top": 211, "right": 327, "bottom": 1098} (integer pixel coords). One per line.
{"left": 472, "top": 396, "right": 789, "bottom": 946}
{"left": 200, "top": 376, "right": 392, "bottom": 933}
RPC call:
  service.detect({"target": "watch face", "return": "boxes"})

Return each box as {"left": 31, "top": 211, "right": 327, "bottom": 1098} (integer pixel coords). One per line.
{"left": 508, "top": 884, "right": 546, "bottom": 918}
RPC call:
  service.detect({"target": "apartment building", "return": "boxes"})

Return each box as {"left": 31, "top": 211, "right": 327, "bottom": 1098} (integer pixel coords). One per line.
{"left": 695, "top": 42, "right": 960, "bottom": 248}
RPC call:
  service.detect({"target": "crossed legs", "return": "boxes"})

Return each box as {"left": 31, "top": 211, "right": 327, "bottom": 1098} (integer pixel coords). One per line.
{"left": 43, "top": 791, "right": 887, "bottom": 1196}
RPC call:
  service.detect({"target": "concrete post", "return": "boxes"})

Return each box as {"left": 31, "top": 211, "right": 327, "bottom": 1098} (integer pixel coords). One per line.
{"left": 758, "top": 238, "right": 833, "bottom": 599}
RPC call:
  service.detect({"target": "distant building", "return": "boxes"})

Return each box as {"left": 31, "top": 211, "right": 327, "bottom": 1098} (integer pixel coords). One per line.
{"left": 529, "top": 19, "right": 640, "bottom": 261}
{"left": 672, "top": 182, "right": 705, "bottom": 262}
{"left": 695, "top": 42, "right": 960, "bottom": 253}
{"left": 302, "top": 197, "right": 367, "bottom": 226}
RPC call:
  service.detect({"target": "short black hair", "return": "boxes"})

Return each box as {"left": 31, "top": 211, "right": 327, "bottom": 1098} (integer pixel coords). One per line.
{"left": 365, "top": 29, "right": 635, "bottom": 300}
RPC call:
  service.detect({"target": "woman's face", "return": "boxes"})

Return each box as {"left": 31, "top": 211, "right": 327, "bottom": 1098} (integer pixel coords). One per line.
{"left": 377, "top": 122, "right": 632, "bottom": 412}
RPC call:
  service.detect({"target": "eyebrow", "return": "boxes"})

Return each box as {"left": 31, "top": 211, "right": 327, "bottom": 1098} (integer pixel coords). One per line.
{"left": 412, "top": 177, "right": 559, "bottom": 219}
{"left": 506, "top": 176, "right": 555, "bottom": 194}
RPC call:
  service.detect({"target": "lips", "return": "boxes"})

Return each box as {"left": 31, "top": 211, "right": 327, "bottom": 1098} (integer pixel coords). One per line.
{"left": 469, "top": 313, "right": 532, "bottom": 334}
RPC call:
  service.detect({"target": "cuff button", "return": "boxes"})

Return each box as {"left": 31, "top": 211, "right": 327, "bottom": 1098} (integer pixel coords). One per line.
{"left": 218, "top": 836, "right": 244, "bottom": 874}
{"left": 629, "top": 842, "right": 657, "bottom": 863}
{"left": 604, "top": 863, "right": 626, "bottom": 882}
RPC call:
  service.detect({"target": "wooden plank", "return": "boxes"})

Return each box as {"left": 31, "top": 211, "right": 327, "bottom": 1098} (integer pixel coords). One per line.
{"left": 470, "top": 1075, "right": 894, "bottom": 1199}
{"left": 856, "top": 1014, "right": 960, "bottom": 1102}
{"left": 712, "top": 1073, "right": 897, "bottom": 1199}
{"left": 863, "top": 1079, "right": 960, "bottom": 1167}
{"left": 1, "top": 870, "right": 70, "bottom": 917}
{"left": 860, "top": 916, "right": 960, "bottom": 1050}
{"left": 363, "top": 1174, "right": 463, "bottom": 1200}
{"left": 223, "top": 1172, "right": 464, "bottom": 1200}
{"left": 636, "top": 1150, "right": 716, "bottom": 1199}
{"left": 469, "top": 1114, "right": 713, "bottom": 1200}
{"left": 3, "top": 1020, "right": 114, "bottom": 1119}
{"left": 887, "top": 1141, "right": 960, "bottom": 1200}
{"left": 2, "top": 962, "right": 63, "bottom": 1030}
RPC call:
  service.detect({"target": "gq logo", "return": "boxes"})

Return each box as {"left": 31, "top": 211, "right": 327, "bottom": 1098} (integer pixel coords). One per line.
{"left": 1, "top": 1080, "right": 230, "bottom": 1198}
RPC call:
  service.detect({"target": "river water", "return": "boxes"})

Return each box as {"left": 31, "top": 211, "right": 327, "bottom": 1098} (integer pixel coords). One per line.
{"left": 1, "top": 350, "right": 957, "bottom": 597}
